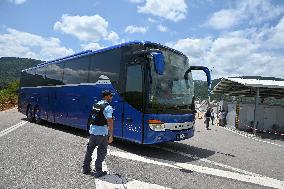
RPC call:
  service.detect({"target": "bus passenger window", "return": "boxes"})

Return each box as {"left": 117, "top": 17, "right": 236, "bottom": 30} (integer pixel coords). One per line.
{"left": 45, "top": 63, "right": 64, "bottom": 86}
{"left": 63, "top": 56, "right": 89, "bottom": 84}
{"left": 35, "top": 67, "right": 46, "bottom": 86}
{"left": 89, "top": 49, "right": 121, "bottom": 92}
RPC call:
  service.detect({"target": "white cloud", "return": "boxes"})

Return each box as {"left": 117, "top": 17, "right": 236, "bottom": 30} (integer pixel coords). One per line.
{"left": 128, "top": 0, "right": 144, "bottom": 3}
{"left": 54, "top": 14, "right": 119, "bottom": 43}
{"left": 148, "top": 18, "right": 158, "bottom": 23}
{"left": 81, "top": 43, "right": 103, "bottom": 51}
{"left": 0, "top": 28, "right": 74, "bottom": 60}
{"left": 157, "top": 24, "right": 168, "bottom": 32}
{"left": 106, "top": 31, "right": 120, "bottom": 43}
{"left": 167, "top": 38, "right": 212, "bottom": 57}
{"left": 205, "top": 9, "right": 241, "bottom": 30}
{"left": 205, "top": 0, "right": 284, "bottom": 30}
{"left": 239, "top": 0, "right": 284, "bottom": 25}
{"left": 8, "top": 0, "right": 26, "bottom": 5}
{"left": 166, "top": 23, "right": 284, "bottom": 79}
{"left": 125, "top": 25, "right": 148, "bottom": 34}
{"left": 265, "top": 16, "right": 284, "bottom": 49}
{"left": 138, "top": 0, "right": 187, "bottom": 22}
{"left": 210, "top": 36, "right": 258, "bottom": 59}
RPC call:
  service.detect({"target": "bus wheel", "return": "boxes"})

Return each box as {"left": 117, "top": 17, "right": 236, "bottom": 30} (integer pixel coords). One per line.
{"left": 27, "top": 105, "right": 35, "bottom": 122}
{"left": 34, "top": 106, "right": 43, "bottom": 124}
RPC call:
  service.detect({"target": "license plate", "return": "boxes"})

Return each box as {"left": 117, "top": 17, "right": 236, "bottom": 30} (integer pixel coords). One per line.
{"left": 177, "top": 133, "right": 188, "bottom": 140}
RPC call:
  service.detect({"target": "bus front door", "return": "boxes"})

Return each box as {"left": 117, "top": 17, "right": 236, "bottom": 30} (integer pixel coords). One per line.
{"left": 122, "top": 64, "right": 144, "bottom": 143}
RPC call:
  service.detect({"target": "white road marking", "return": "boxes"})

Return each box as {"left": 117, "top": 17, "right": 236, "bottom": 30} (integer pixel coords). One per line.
{"left": 153, "top": 146, "right": 262, "bottom": 177}
{"left": 109, "top": 149, "right": 284, "bottom": 189}
{"left": 222, "top": 127, "right": 284, "bottom": 148}
{"left": 91, "top": 147, "right": 171, "bottom": 189}
{"left": 0, "top": 121, "right": 27, "bottom": 138}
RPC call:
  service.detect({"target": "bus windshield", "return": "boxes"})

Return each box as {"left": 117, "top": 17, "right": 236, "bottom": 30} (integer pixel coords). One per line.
{"left": 148, "top": 48, "right": 194, "bottom": 114}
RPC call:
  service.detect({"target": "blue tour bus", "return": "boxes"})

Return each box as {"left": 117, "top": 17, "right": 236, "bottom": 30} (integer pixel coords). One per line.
{"left": 18, "top": 41, "right": 211, "bottom": 144}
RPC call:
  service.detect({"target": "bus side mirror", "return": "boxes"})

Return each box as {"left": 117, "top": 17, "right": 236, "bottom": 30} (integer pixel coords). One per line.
{"left": 151, "top": 52, "right": 165, "bottom": 75}
{"left": 185, "top": 66, "right": 212, "bottom": 97}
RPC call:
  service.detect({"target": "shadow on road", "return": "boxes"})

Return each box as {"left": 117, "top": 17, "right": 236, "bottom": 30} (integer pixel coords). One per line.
{"left": 110, "top": 140, "right": 216, "bottom": 164}
{"left": 23, "top": 118, "right": 218, "bottom": 163}
{"left": 21, "top": 118, "right": 89, "bottom": 138}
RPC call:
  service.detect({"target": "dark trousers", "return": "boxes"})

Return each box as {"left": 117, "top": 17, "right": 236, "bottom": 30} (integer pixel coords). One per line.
{"left": 211, "top": 117, "right": 214, "bottom": 125}
{"left": 205, "top": 118, "right": 210, "bottom": 128}
{"left": 83, "top": 134, "right": 108, "bottom": 173}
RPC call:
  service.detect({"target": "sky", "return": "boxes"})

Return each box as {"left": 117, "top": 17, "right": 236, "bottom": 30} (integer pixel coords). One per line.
{"left": 0, "top": 0, "right": 284, "bottom": 80}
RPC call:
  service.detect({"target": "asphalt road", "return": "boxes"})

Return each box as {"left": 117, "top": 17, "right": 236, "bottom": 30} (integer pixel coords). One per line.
{"left": 0, "top": 108, "right": 283, "bottom": 189}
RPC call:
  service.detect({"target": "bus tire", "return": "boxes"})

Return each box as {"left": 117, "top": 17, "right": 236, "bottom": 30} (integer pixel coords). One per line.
{"left": 34, "top": 106, "right": 43, "bottom": 124}
{"left": 26, "top": 105, "right": 35, "bottom": 122}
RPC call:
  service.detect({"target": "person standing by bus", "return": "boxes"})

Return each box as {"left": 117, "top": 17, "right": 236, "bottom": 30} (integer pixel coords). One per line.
{"left": 204, "top": 108, "right": 211, "bottom": 129}
{"left": 82, "top": 90, "right": 114, "bottom": 178}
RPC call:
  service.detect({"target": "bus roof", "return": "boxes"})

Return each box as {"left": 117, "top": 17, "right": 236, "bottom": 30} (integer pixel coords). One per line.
{"left": 22, "top": 41, "right": 186, "bottom": 71}
{"left": 87, "top": 40, "right": 186, "bottom": 58}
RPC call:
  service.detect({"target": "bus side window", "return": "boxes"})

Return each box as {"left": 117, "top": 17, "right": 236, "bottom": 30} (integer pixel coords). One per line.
{"left": 125, "top": 65, "right": 143, "bottom": 110}
{"left": 35, "top": 67, "right": 46, "bottom": 87}
{"left": 89, "top": 50, "right": 121, "bottom": 92}
{"left": 45, "top": 63, "right": 64, "bottom": 86}
{"left": 63, "top": 56, "right": 90, "bottom": 84}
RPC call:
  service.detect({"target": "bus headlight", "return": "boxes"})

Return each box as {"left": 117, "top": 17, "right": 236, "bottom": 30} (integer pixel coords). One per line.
{"left": 148, "top": 119, "right": 165, "bottom": 131}
{"left": 149, "top": 124, "right": 165, "bottom": 131}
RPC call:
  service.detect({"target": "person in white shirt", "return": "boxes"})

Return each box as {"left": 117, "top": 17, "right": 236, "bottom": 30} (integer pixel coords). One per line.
{"left": 210, "top": 109, "right": 215, "bottom": 125}
{"left": 82, "top": 90, "right": 114, "bottom": 178}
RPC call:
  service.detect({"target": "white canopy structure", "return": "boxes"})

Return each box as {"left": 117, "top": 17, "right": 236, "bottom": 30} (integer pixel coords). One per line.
{"left": 213, "top": 77, "right": 284, "bottom": 99}
{"left": 213, "top": 77, "right": 284, "bottom": 134}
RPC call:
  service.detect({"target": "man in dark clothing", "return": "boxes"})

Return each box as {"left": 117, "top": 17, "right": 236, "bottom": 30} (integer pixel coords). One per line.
{"left": 205, "top": 108, "right": 211, "bottom": 129}
{"left": 82, "top": 90, "right": 114, "bottom": 178}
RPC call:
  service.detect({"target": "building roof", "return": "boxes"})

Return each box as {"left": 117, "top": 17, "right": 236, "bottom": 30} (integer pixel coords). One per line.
{"left": 213, "top": 77, "right": 284, "bottom": 99}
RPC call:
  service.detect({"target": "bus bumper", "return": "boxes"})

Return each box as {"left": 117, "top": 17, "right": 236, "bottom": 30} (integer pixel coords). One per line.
{"left": 143, "top": 128, "right": 195, "bottom": 144}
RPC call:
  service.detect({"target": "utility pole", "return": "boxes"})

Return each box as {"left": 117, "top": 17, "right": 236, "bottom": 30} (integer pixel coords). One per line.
{"left": 253, "top": 87, "right": 260, "bottom": 135}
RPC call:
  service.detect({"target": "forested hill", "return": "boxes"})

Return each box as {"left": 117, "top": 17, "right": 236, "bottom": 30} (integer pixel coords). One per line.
{"left": 194, "top": 79, "right": 221, "bottom": 101}
{"left": 0, "top": 57, "right": 41, "bottom": 88}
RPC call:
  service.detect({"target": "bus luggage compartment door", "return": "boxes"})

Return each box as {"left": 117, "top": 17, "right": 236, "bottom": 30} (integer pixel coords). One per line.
{"left": 47, "top": 88, "right": 56, "bottom": 123}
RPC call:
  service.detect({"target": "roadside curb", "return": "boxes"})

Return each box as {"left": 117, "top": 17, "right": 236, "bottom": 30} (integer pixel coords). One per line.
{"left": 221, "top": 125, "right": 284, "bottom": 148}
{"left": 0, "top": 106, "right": 17, "bottom": 112}
{"left": 222, "top": 126, "right": 255, "bottom": 137}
